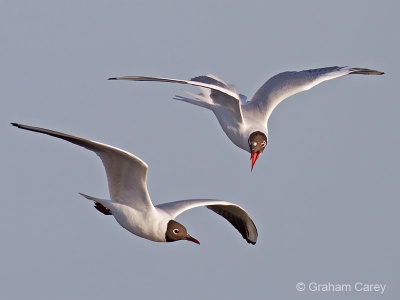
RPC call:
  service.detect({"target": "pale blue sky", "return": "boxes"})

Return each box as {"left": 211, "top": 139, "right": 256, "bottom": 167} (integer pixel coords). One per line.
{"left": 1, "top": 1, "right": 398, "bottom": 299}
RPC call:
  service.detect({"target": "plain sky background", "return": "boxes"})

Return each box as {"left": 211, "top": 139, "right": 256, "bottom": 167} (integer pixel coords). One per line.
{"left": 1, "top": 1, "right": 398, "bottom": 299}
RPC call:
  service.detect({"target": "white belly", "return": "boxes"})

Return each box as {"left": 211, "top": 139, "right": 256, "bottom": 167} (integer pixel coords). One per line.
{"left": 108, "top": 203, "right": 170, "bottom": 242}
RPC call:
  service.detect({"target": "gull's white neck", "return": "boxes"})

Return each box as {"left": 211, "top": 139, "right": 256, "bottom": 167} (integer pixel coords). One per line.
{"left": 106, "top": 202, "right": 171, "bottom": 242}
{"left": 213, "top": 107, "right": 268, "bottom": 153}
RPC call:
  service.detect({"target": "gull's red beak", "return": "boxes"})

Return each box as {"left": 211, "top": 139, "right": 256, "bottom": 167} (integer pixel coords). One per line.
{"left": 185, "top": 235, "right": 200, "bottom": 245}
{"left": 251, "top": 151, "right": 261, "bottom": 171}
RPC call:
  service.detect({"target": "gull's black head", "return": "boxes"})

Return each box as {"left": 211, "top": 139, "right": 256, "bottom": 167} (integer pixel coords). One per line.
{"left": 165, "top": 220, "right": 200, "bottom": 244}
{"left": 248, "top": 131, "right": 267, "bottom": 171}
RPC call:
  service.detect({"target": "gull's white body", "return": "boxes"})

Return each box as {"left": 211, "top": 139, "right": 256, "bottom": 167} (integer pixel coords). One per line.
{"left": 111, "top": 66, "right": 384, "bottom": 153}
{"left": 79, "top": 195, "right": 171, "bottom": 242}
{"left": 13, "top": 123, "right": 258, "bottom": 244}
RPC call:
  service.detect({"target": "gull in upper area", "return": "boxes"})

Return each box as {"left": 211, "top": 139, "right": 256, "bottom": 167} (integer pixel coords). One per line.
{"left": 109, "top": 66, "right": 384, "bottom": 170}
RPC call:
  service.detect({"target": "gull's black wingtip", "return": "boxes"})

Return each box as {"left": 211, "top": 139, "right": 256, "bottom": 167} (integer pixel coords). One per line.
{"left": 108, "top": 77, "right": 117, "bottom": 80}
{"left": 11, "top": 122, "right": 19, "bottom": 127}
{"left": 349, "top": 68, "right": 385, "bottom": 75}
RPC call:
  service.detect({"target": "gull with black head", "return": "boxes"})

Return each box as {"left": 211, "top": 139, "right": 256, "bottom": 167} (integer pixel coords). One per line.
{"left": 109, "top": 66, "right": 384, "bottom": 170}
{"left": 12, "top": 123, "right": 257, "bottom": 245}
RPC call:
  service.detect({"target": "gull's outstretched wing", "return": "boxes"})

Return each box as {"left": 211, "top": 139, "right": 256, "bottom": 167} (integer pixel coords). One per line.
{"left": 109, "top": 74, "right": 244, "bottom": 124}
{"left": 156, "top": 199, "right": 258, "bottom": 244}
{"left": 246, "top": 66, "right": 384, "bottom": 123}
{"left": 12, "top": 123, "right": 154, "bottom": 212}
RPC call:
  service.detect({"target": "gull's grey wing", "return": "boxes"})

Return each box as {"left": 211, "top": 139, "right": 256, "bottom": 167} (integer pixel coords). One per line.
{"left": 156, "top": 199, "right": 258, "bottom": 245}
{"left": 12, "top": 123, "right": 154, "bottom": 211}
{"left": 109, "top": 75, "right": 244, "bottom": 124}
{"left": 246, "top": 66, "right": 384, "bottom": 123}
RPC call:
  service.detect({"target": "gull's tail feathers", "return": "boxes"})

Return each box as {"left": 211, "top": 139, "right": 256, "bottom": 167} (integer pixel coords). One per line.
{"left": 79, "top": 193, "right": 113, "bottom": 215}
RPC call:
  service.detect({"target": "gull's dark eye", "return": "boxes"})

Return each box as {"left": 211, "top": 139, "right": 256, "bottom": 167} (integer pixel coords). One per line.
{"left": 261, "top": 141, "right": 266, "bottom": 148}
{"left": 173, "top": 229, "right": 179, "bottom": 234}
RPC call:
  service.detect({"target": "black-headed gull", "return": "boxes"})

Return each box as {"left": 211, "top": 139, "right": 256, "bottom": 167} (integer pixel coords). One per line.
{"left": 12, "top": 123, "right": 257, "bottom": 245}
{"left": 109, "top": 66, "right": 384, "bottom": 170}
